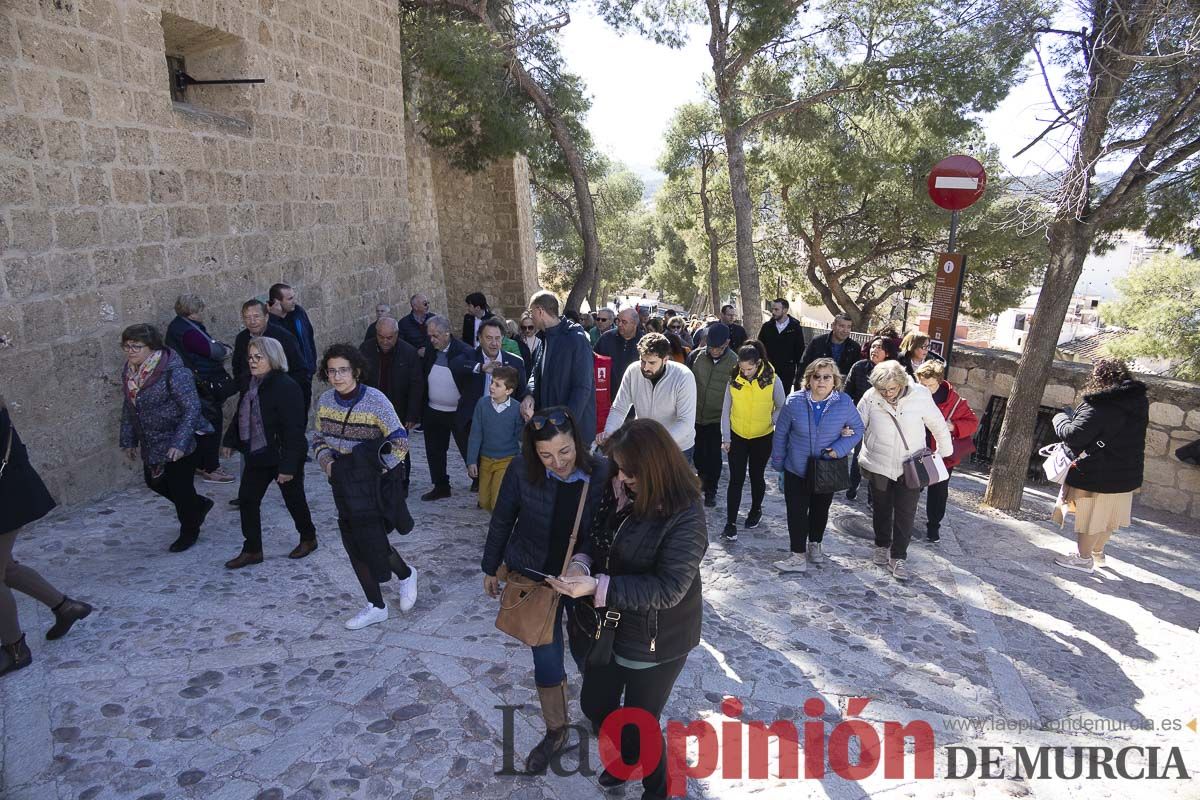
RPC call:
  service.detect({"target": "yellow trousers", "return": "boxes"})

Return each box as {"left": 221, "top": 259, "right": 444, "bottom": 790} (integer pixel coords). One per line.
{"left": 479, "top": 455, "right": 514, "bottom": 511}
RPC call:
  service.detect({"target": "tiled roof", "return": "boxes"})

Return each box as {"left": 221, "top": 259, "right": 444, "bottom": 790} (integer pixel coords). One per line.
{"left": 1056, "top": 328, "right": 1131, "bottom": 361}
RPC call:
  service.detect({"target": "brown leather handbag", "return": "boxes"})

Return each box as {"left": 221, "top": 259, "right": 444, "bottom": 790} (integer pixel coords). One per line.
{"left": 495, "top": 480, "right": 589, "bottom": 647}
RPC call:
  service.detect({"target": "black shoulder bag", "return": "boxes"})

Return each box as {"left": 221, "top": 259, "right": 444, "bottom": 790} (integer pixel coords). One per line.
{"left": 805, "top": 397, "right": 852, "bottom": 495}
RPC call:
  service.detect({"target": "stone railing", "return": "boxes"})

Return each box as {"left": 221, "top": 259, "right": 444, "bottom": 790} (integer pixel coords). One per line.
{"left": 946, "top": 346, "right": 1199, "bottom": 519}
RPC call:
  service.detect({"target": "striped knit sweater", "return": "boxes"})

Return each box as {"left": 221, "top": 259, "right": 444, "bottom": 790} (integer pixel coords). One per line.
{"left": 312, "top": 384, "right": 408, "bottom": 470}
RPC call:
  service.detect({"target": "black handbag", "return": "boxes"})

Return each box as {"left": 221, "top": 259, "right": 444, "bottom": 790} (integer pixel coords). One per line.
{"left": 198, "top": 371, "right": 238, "bottom": 402}
{"left": 568, "top": 599, "right": 621, "bottom": 669}
{"left": 804, "top": 400, "right": 851, "bottom": 495}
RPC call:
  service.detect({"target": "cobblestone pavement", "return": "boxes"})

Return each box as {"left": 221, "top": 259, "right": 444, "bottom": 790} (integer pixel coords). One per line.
{"left": 2, "top": 435, "right": 1198, "bottom": 800}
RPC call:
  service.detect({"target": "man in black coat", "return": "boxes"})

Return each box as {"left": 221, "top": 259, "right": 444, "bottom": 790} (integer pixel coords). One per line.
{"left": 232, "top": 300, "right": 309, "bottom": 410}
{"left": 360, "top": 317, "right": 425, "bottom": 485}
{"left": 719, "top": 304, "right": 748, "bottom": 351}
{"left": 756, "top": 298, "right": 806, "bottom": 391}
{"left": 397, "top": 292, "right": 433, "bottom": 356}
{"left": 461, "top": 291, "right": 498, "bottom": 349}
{"left": 450, "top": 318, "right": 526, "bottom": 430}
{"left": 801, "top": 313, "right": 862, "bottom": 376}
{"left": 593, "top": 308, "right": 642, "bottom": 395}
{"left": 420, "top": 315, "right": 474, "bottom": 500}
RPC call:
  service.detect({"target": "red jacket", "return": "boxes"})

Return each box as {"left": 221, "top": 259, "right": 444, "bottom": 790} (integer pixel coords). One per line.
{"left": 929, "top": 381, "right": 980, "bottom": 469}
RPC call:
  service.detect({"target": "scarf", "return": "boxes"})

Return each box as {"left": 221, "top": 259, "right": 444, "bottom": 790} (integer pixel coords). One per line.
{"left": 238, "top": 375, "right": 269, "bottom": 454}
{"left": 123, "top": 350, "right": 164, "bottom": 405}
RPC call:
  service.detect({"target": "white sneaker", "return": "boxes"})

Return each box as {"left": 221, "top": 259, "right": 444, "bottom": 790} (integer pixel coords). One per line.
{"left": 1054, "top": 553, "right": 1094, "bottom": 574}
{"left": 808, "top": 542, "right": 827, "bottom": 565}
{"left": 397, "top": 567, "right": 418, "bottom": 612}
{"left": 1092, "top": 551, "right": 1107, "bottom": 567}
{"left": 345, "top": 603, "right": 388, "bottom": 630}
{"left": 774, "top": 553, "right": 808, "bottom": 573}
{"left": 889, "top": 559, "right": 910, "bottom": 581}
{"left": 872, "top": 546, "right": 890, "bottom": 566}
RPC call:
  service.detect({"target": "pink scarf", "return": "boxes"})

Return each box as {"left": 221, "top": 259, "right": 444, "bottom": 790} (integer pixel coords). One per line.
{"left": 123, "top": 350, "right": 164, "bottom": 405}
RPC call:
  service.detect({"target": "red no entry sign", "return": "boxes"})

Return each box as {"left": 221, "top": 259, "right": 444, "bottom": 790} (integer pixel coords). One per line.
{"left": 927, "top": 155, "right": 987, "bottom": 211}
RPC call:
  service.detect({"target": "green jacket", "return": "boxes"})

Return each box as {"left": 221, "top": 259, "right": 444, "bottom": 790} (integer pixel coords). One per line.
{"left": 688, "top": 347, "right": 738, "bottom": 425}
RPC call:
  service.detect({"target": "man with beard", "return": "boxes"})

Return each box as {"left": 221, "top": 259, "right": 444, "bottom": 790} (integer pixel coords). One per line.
{"left": 597, "top": 333, "right": 697, "bottom": 458}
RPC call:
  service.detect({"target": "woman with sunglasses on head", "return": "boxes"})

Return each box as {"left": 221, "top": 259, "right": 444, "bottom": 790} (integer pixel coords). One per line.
{"left": 771, "top": 358, "right": 863, "bottom": 573}
{"left": 312, "top": 344, "right": 418, "bottom": 630}
{"left": 719, "top": 340, "right": 785, "bottom": 541}
{"left": 548, "top": 419, "right": 708, "bottom": 800}
{"left": 517, "top": 313, "right": 540, "bottom": 368}
{"left": 118, "top": 323, "right": 214, "bottom": 552}
{"left": 481, "top": 406, "right": 608, "bottom": 773}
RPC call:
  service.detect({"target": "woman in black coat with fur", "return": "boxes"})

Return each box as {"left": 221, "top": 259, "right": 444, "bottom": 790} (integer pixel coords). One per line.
{"left": 1051, "top": 359, "right": 1150, "bottom": 574}
{"left": 1, "top": 394, "right": 92, "bottom": 677}
{"left": 222, "top": 336, "right": 317, "bottom": 569}
{"left": 548, "top": 419, "right": 708, "bottom": 800}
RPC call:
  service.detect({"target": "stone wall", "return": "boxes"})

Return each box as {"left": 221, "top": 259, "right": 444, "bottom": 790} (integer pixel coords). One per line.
{"left": 948, "top": 347, "right": 1200, "bottom": 519}
{"left": 0, "top": 0, "right": 537, "bottom": 504}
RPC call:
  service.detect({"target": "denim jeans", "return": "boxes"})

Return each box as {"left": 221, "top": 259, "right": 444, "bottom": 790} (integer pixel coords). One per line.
{"left": 530, "top": 600, "right": 569, "bottom": 687}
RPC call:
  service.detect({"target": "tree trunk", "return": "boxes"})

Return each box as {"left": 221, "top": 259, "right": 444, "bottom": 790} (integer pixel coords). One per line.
{"left": 699, "top": 162, "right": 722, "bottom": 316}
{"left": 982, "top": 221, "right": 1093, "bottom": 511}
{"left": 588, "top": 268, "right": 599, "bottom": 312}
{"left": 720, "top": 124, "right": 763, "bottom": 332}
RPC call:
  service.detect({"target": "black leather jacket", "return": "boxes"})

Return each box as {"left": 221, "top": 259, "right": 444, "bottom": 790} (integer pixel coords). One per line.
{"left": 598, "top": 498, "right": 708, "bottom": 663}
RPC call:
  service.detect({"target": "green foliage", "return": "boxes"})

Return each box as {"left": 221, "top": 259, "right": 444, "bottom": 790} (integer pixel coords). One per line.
{"left": 536, "top": 162, "right": 656, "bottom": 300}
{"left": 647, "top": 223, "right": 701, "bottom": 307}
{"left": 1102, "top": 254, "right": 1200, "bottom": 380}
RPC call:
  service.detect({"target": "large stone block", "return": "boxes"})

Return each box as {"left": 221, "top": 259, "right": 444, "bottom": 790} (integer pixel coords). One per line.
{"left": 9, "top": 208, "right": 53, "bottom": 251}
{"left": 112, "top": 168, "right": 150, "bottom": 204}
{"left": 1, "top": 115, "right": 46, "bottom": 160}
{"left": 1143, "top": 458, "right": 1178, "bottom": 488}
{"left": 59, "top": 78, "right": 94, "bottom": 120}
{"left": 1140, "top": 484, "right": 1192, "bottom": 516}
{"left": 54, "top": 209, "right": 101, "bottom": 249}
{"left": 1149, "top": 402, "right": 1185, "bottom": 428}
{"left": 1042, "top": 384, "right": 1077, "bottom": 407}
{"left": 1186, "top": 409, "right": 1200, "bottom": 432}
{"left": 1144, "top": 427, "right": 1171, "bottom": 458}
{"left": 1178, "top": 468, "right": 1200, "bottom": 494}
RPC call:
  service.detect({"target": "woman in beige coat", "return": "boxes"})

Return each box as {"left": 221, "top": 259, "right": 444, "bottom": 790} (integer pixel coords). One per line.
{"left": 856, "top": 361, "right": 952, "bottom": 581}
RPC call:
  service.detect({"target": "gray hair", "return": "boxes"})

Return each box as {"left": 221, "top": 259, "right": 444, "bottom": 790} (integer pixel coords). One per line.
{"left": 376, "top": 316, "right": 399, "bottom": 334}
{"left": 833, "top": 313, "right": 854, "bottom": 325}
{"left": 868, "top": 360, "right": 908, "bottom": 392}
{"left": 426, "top": 314, "right": 451, "bottom": 333}
{"left": 248, "top": 335, "right": 289, "bottom": 372}
{"left": 174, "top": 293, "right": 206, "bottom": 317}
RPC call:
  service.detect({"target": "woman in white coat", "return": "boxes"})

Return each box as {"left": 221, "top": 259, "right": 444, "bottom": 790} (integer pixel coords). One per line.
{"left": 856, "top": 361, "right": 952, "bottom": 581}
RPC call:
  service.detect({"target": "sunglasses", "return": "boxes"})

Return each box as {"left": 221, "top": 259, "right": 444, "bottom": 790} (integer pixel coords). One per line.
{"left": 530, "top": 410, "right": 571, "bottom": 431}
{"left": 520, "top": 325, "right": 535, "bottom": 332}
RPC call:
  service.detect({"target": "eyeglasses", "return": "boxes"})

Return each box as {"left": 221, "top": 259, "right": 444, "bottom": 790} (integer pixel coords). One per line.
{"left": 122, "top": 343, "right": 147, "bottom": 352}
{"left": 530, "top": 410, "right": 571, "bottom": 431}
{"left": 812, "top": 374, "right": 835, "bottom": 381}
{"left": 520, "top": 325, "right": 535, "bottom": 332}
{"left": 326, "top": 366, "right": 354, "bottom": 377}
{"left": 248, "top": 354, "right": 266, "bottom": 362}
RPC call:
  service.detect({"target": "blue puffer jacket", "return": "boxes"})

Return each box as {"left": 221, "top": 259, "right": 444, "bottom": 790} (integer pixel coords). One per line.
{"left": 119, "top": 350, "right": 212, "bottom": 467}
{"left": 771, "top": 390, "right": 863, "bottom": 477}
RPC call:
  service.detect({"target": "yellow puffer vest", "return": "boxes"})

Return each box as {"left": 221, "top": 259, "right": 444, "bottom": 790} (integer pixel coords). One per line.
{"left": 729, "top": 369, "right": 776, "bottom": 439}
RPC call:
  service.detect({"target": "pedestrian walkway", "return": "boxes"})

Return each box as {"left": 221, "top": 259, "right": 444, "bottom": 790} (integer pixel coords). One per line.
{"left": 2, "top": 439, "right": 1197, "bottom": 799}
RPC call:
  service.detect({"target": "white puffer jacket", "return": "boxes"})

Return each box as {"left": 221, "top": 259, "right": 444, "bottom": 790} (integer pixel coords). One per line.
{"left": 857, "top": 381, "right": 953, "bottom": 481}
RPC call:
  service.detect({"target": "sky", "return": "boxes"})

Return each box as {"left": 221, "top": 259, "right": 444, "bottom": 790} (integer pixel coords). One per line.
{"left": 558, "top": 8, "right": 1075, "bottom": 185}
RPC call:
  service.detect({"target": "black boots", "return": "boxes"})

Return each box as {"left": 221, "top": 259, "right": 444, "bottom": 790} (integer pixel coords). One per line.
{"left": 46, "top": 597, "right": 93, "bottom": 640}
{"left": 525, "top": 680, "right": 573, "bottom": 774}
{"left": 171, "top": 496, "right": 214, "bottom": 552}
{"left": 0, "top": 635, "right": 32, "bottom": 677}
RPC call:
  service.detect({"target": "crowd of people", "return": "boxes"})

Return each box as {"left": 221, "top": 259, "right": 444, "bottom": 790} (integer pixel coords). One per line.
{"left": 1, "top": 284, "right": 1153, "bottom": 799}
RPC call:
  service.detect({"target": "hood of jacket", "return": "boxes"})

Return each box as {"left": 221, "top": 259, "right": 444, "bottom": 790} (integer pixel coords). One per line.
{"left": 1082, "top": 380, "right": 1148, "bottom": 416}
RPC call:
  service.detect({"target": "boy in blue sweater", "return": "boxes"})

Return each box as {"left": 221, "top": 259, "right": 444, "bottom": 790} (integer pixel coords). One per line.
{"left": 467, "top": 365, "right": 525, "bottom": 511}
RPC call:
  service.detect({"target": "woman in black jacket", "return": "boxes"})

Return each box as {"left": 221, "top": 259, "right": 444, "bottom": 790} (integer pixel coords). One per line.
{"left": 481, "top": 406, "right": 608, "bottom": 774}
{"left": 221, "top": 337, "right": 317, "bottom": 569}
{"left": 548, "top": 419, "right": 708, "bottom": 800}
{"left": 1, "top": 394, "right": 92, "bottom": 677}
{"left": 1052, "top": 359, "right": 1150, "bottom": 573}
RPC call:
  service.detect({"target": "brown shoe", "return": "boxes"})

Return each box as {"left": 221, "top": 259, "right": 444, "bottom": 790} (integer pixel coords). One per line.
{"left": 224, "top": 551, "right": 264, "bottom": 570}
{"left": 288, "top": 540, "right": 318, "bottom": 560}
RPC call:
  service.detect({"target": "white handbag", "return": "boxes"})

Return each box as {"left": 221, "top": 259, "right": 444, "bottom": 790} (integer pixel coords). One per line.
{"left": 1039, "top": 440, "right": 1103, "bottom": 484}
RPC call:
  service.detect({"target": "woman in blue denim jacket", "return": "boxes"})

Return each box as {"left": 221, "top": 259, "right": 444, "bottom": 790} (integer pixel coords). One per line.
{"left": 770, "top": 358, "right": 862, "bottom": 573}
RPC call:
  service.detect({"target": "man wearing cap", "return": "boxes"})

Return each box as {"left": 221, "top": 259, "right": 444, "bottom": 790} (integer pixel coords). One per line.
{"left": 687, "top": 322, "right": 738, "bottom": 506}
